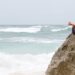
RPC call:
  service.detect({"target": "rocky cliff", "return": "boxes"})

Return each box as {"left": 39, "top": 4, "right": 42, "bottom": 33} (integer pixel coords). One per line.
{"left": 46, "top": 34, "right": 75, "bottom": 75}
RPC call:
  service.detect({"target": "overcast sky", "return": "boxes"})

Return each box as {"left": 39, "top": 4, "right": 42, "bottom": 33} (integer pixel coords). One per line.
{"left": 0, "top": 0, "right": 75, "bottom": 25}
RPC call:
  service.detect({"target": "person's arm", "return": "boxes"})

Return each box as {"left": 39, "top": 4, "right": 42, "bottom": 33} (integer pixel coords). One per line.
{"left": 68, "top": 22, "right": 75, "bottom": 26}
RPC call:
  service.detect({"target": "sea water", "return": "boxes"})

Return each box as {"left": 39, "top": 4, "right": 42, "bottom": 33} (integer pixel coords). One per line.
{"left": 0, "top": 25, "right": 71, "bottom": 75}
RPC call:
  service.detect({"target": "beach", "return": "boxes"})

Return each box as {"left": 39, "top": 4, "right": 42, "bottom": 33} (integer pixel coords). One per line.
{"left": 0, "top": 24, "right": 70, "bottom": 75}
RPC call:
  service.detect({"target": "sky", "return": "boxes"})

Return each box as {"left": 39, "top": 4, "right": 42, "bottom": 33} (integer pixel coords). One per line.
{"left": 0, "top": 0, "right": 75, "bottom": 25}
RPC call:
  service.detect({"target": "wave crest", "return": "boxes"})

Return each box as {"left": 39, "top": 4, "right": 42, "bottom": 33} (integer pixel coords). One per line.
{"left": 0, "top": 52, "right": 54, "bottom": 75}
{"left": 0, "top": 26, "right": 41, "bottom": 33}
{"left": 51, "top": 27, "right": 70, "bottom": 32}
{"left": 0, "top": 37, "right": 64, "bottom": 44}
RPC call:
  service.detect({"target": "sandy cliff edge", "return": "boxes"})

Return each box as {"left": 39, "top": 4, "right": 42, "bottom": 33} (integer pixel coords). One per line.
{"left": 46, "top": 34, "right": 75, "bottom": 75}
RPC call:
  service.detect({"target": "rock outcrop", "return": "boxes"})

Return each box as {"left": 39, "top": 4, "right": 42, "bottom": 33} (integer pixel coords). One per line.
{"left": 46, "top": 34, "right": 75, "bottom": 75}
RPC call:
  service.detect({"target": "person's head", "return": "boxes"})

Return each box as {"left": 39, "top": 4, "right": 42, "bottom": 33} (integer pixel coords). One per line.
{"left": 68, "top": 21, "right": 72, "bottom": 25}
{"left": 68, "top": 21, "right": 75, "bottom": 27}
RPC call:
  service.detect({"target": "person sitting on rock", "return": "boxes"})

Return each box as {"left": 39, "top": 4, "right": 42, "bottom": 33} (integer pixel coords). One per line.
{"left": 68, "top": 21, "right": 75, "bottom": 34}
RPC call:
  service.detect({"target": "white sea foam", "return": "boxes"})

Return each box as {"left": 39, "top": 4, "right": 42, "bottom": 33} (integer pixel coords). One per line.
{"left": 1, "top": 37, "right": 64, "bottom": 44}
{"left": 0, "top": 52, "right": 54, "bottom": 75}
{"left": 51, "top": 26, "right": 71, "bottom": 32}
{"left": 0, "top": 26, "right": 41, "bottom": 33}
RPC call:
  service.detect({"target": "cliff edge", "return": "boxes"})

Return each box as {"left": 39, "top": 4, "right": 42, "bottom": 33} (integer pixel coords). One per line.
{"left": 46, "top": 34, "right": 75, "bottom": 75}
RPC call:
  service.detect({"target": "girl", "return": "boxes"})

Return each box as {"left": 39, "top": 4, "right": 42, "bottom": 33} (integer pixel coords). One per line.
{"left": 68, "top": 22, "right": 75, "bottom": 34}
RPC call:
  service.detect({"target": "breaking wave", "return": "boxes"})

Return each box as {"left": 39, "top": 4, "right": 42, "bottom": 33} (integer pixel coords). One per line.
{"left": 0, "top": 37, "right": 64, "bottom": 44}
{"left": 0, "top": 25, "right": 71, "bottom": 34}
{"left": 51, "top": 26, "right": 71, "bottom": 32}
{"left": 0, "top": 52, "right": 54, "bottom": 75}
{"left": 0, "top": 26, "right": 42, "bottom": 33}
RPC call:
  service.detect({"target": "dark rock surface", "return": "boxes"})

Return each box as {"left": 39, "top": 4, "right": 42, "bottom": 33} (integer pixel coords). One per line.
{"left": 46, "top": 34, "right": 75, "bottom": 75}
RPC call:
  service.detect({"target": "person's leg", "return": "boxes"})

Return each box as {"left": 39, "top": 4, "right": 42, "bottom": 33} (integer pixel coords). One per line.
{"left": 72, "top": 27, "right": 75, "bottom": 34}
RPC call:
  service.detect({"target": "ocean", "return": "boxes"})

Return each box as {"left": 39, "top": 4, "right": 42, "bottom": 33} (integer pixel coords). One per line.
{"left": 0, "top": 25, "right": 71, "bottom": 75}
